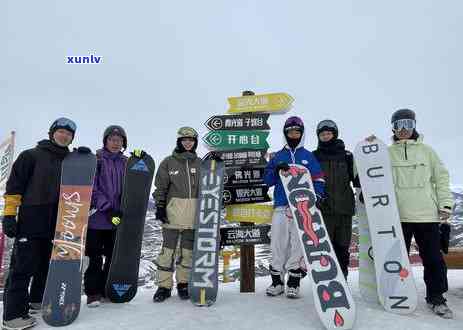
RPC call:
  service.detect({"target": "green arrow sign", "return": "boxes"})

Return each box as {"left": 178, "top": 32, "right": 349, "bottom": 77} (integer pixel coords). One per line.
{"left": 203, "top": 130, "right": 269, "bottom": 151}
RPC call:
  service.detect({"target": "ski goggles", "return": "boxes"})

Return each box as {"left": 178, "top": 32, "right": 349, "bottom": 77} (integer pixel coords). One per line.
{"left": 284, "top": 125, "right": 303, "bottom": 132}
{"left": 316, "top": 120, "right": 337, "bottom": 131}
{"left": 52, "top": 118, "right": 77, "bottom": 133}
{"left": 392, "top": 119, "right": 415, "bottom": 131}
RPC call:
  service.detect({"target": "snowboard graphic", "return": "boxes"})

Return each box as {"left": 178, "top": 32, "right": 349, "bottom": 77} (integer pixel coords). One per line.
{"left": 42, "top": 149, "right": 97, "bottom": 327}
{"left": 354, "top": 138, "right": 417, "bottom": 314}
{"left": 105, "top": 153, "right": 155, "bottom": 303}
{"left": 280, "top": 164, "right": 356, "bottom": 330}
{"left": 189, "top": 157, "right": 225, "bottom": 306}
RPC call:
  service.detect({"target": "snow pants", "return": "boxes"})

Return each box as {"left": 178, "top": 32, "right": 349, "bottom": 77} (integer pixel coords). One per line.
{"left": 323, "top": 214, "right": 352, "bottom": 278}
{"left": 155, "top": 228, "right": 194, "bottom": 289}
{"left": 3, "top": 238, "right": 52, "bottom": 321}
{"left": 270, "top": 207, "right": 305, "bottom": 277}
{"left": 401, "top": 222, "right": 448, "bottom": 301}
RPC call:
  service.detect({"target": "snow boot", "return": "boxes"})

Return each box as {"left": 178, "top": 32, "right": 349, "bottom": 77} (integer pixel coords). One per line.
{"left": 286, "top": 268, "right": 306, "bottom": 299}
{"left": 427, "top": 296, "right": 454, "bottom": 319}
{"left": 2, "top": 315, "right": 36, "bottom": 330}
{"left": 28, "top": 303, "right": 41, "bottom": 315}
{"left": 177, "top": 283, "right": 189, "bottom": 300}
{"left": 86, "top": 294, "right": 101, "bottom": 308}
{"left": 153, "top": 287, "right": 172, "bottom": 303}
{"left": 266, "top": 266, "right": 284, "bottom": 296}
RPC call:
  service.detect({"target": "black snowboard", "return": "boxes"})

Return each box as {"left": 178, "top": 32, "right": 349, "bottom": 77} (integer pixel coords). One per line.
{"left": 42, "top": 148, "right": 97, "bottom": 327}
{"left": 105, "top": 152, "right": 155, "bottom": 303}
{"left": 189, "top": 157, "right": 224, "bottom": 306}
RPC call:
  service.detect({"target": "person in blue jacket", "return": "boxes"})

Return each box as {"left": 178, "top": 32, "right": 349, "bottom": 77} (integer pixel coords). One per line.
{"left": 264, "top": 116, "right": 325, "bottom": 299}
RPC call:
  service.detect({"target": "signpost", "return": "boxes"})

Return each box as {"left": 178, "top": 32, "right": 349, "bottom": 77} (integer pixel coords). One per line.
{"left": 203, "top": 130, "right": 269, "bottom": 151}
{"left": 227, "top": 93, "right": 294, "bottom": 114}
{"left": 205, "top": 114, "right": 270, "bottom": 131}
{"left": 224, "top": 166, "right": 265, "bottom": 186}
{"left": 221, "top": 225, "right": 271, "bottom": 246}
{"left": 205, "top": 149, "right": 267, "bottom": 167}
{"left": 225, "top": 203, "right": 273, "bottom": 225}
{"left": 223, "top": 185, "right": 271, "bottom": 205}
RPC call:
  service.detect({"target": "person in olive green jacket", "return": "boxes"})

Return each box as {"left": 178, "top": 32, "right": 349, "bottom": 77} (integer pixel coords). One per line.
{"left": 389, "top": 109, "right": 454, "bottom": 319}
{"left": 152, "top": 127, "right": 201, "bottom": 303}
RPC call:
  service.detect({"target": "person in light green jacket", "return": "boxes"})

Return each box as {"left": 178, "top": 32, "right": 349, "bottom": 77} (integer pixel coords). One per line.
{"left": 389, "top": 109, "right": 454, "bottom": 319}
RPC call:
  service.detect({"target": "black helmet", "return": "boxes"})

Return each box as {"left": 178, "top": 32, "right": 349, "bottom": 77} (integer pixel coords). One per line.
{"left": 316, "top": 119, "right": 338, "bottom": 139}
{"left": 103, "top": 125, "right": 127, "bottom": 149}
{"left": 391, "top": 109, "right": 415, "bottom": 123}
{"left": 49, "top": 117, "right": 77, "bottom": 141}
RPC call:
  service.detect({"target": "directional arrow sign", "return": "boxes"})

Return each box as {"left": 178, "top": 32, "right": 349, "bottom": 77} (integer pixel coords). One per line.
{"left": 227, "top": 93, "right": 294, "bottom": 114}
{"left": 224, "top": 166, "right": 265, "bottom": 186}
{"left": 205, "top": 149, "right": 268, "bottom": 167}
{"left": 220, "top": 224, "right": 271, "bottom": 246}
{"left": 225, "top": 203, "right": 274, "bottom": 224}
{"left": 204, "top": 114, "right": 270, "bottom": 131}
{"left": 203, "top": 130, "right": 269, "bottom": 151}
{"left": 223, "top": 185, "right": 271, "bottom": 205}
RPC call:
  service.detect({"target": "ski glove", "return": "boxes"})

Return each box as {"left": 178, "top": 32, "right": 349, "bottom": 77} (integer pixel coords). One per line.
{"left": 2, "top": 215, "right": 17, "bottom": 238}
{"left": 438, "top": 206, "right": 452, "bottom": 222}
{"left": 132, "top": 149, "right": 146, "bottom": 158}
{"left": 275, "top": 162, "right": 290, "bottom": 175}
{"left": 76, "top": 146, "right": 91, "bottom": 154}
{"left": 108, "top": 210, "right": 123, "bottom": 226}
{"left": 155, "top": 207, "right": 168, "bottom": 224}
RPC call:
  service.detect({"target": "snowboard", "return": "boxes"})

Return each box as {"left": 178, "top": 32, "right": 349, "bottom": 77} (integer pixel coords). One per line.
{"left": 42, "top": 148, "right": 97, "bottom": 327}
{"left": 189, "top": 157, "right": 225, "bottom": 306}
{"left": 354, "top": 138, "right": 417, "bottom": 314}
{"left": 356, "top": 188, "right": 378, "bottom": 303}
{"left": 105, "top": 153, "right": 155, "bottom": 303}
{"left": 280, "top": 164, "right": 356, "bottom": 330}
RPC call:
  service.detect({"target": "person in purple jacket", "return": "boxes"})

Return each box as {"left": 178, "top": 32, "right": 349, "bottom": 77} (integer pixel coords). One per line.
{"left": 84, "top": 125, "right": 128, "bottom": 307}
{"left": 264, "top": 116, "right": 325, "bottom": 299}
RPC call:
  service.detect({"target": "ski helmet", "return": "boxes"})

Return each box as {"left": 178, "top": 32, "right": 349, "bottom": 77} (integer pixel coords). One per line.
{"left": 103, "top": 125, "right": 127, "bottom": 149}
{"left": 316, "top": 119, "right": 338, "bottom": 139}
{"left": 391, "top": 109, "right": 416, "bottom": 123}
{"left": 283, "top": 116, "right": 304, "bottom": 135}
{"left": 177, "top": 127, "right": 198, "bottom": 139}
{"left": 49, "top": 117, "right": 77, "bottom": 141}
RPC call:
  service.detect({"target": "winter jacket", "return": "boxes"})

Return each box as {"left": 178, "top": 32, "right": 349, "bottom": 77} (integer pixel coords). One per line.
{"left": 389, "top": 135, "right": 454, "bottom": 223}
{"left": 88, "top": 149, "right": 127, "bottom": 230}
{"left": 4, "top": 139, "right": 69, "bottom": 239}
{"left": 313, "top": 139, "right": 356, "bottom": 216}
{"left": 153, "top": 151, "right": 200, "bottom": 229}
{"left": 264, "top": 145, "right": 325, "bottom": 208}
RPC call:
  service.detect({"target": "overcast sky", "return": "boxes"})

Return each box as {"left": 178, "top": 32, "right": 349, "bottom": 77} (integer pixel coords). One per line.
{"left": 2, "top": 1, "right": 462, "bottom": 183}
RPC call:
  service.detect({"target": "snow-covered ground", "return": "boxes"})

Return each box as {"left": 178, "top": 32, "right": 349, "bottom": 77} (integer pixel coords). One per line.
{"left": 1, "top": 268, "right": 461, "bottom": 330}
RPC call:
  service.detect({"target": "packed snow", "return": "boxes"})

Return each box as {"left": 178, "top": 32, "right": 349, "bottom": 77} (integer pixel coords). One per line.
{"left": 1, "top": 267, "right": 461, "bottom": 329}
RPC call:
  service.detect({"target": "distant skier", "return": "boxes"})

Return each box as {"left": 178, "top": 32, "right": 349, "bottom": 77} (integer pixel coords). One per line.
{"left": 264, "top": 116, "right": 325, "bottom": 298}
{"left": 1, "top": 118, "right": 76, "bottom": 330}
{"left": 84, "top": 125, "right": 128, "bottom": 307}
{"left": 152, "top": 127, "right": 201, "bottom": 302}
{"left": 313, "top": 119, "right": 359, "bottom": 279}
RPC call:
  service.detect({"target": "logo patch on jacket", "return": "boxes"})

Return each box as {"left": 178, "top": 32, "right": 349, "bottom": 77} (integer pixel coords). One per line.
{"left": 301, "top": 159, "right": 308, "bottom": 165}
{"left": 191, "top": 168, "right": 196, "bottom": 174}
{"left": 169, "top": 170, "right": 179, "bottom": 176}
{"left": 131, "top": 159, "right": 149, "bottom": 172}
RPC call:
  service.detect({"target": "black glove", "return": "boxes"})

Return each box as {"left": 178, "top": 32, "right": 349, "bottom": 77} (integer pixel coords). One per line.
{"left": 359, "top": 191, "right": 364, "bottom": 204}
{"left": 76, "top": 146, "right": 92, "bottom": 154}
{"left": 208, "top": 152, "right": 222, "bottom": 161}
{"left": 275, "top": 162, "right": 290, "bottom": 174}
{"left": 2, "top": 215, "right": 17, "bottom": 238}
{"left": 155, "top": 207, "right": 168, "bottom": 223}
{"left": 108, "top": 210, "right": 123, "bottom": 227}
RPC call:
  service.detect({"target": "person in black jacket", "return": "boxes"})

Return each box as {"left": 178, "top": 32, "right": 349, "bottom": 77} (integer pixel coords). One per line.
{"left": 313, "top": 120, "right": 359, "bottom": 279}
{"left": 1, "top": 118, "right": 76, "bottom": 330}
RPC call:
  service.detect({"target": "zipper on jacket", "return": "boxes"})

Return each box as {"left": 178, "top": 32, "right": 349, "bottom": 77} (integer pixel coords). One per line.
{"left": 186, "top": 160, "right": 192, "bottom": 198}
{"left": 289, "top": 149, "right": 296, "bottom": 164}
{"left": 404, "top": 142, "right": 408, "bottom": 160}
